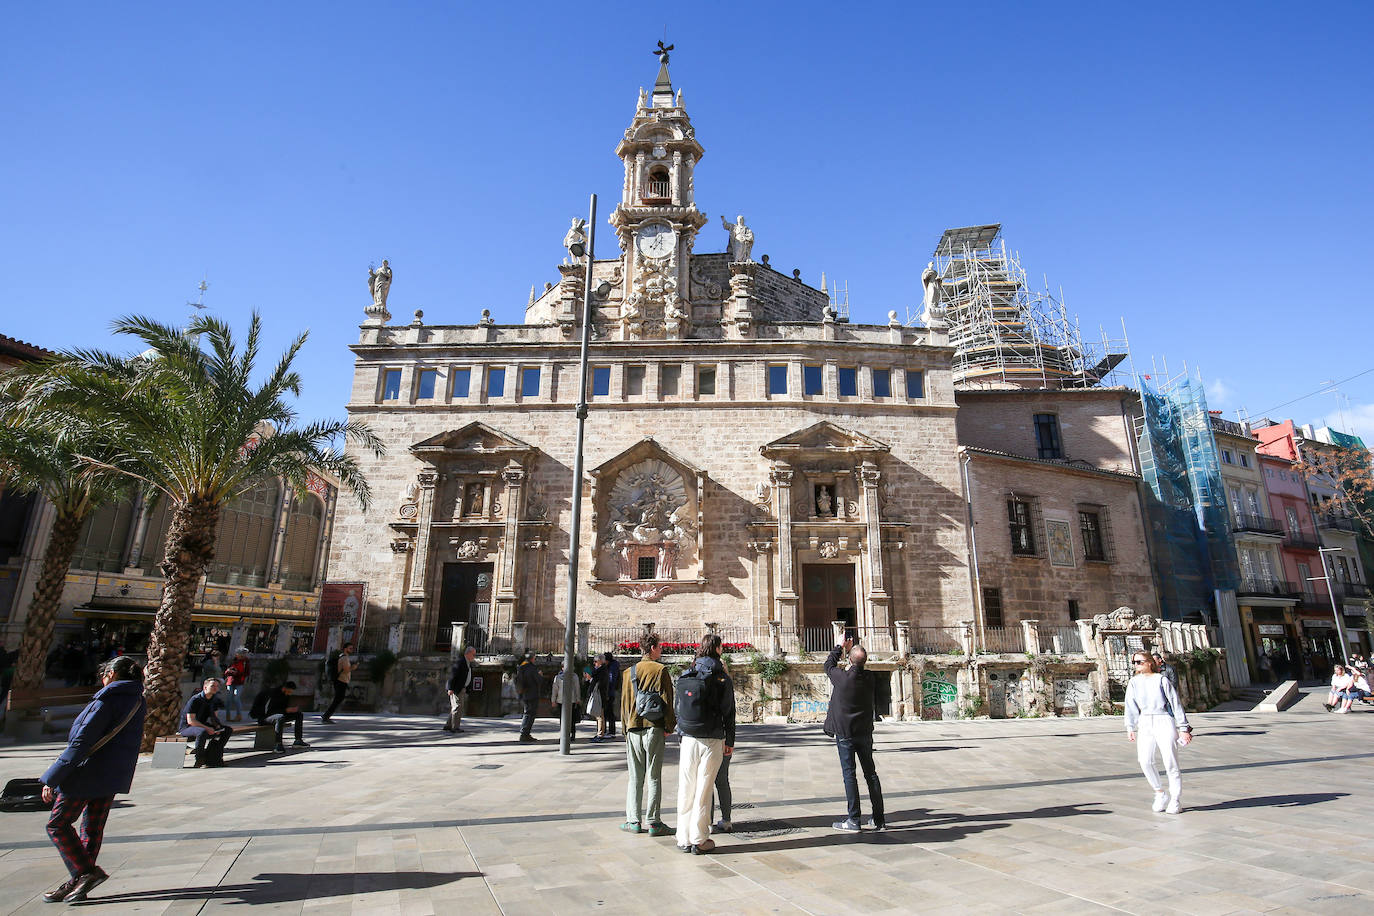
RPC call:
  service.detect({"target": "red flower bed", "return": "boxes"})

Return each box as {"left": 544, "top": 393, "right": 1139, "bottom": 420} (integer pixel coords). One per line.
{"left": 615, "top": 641, "right": 756, "bottom": 654}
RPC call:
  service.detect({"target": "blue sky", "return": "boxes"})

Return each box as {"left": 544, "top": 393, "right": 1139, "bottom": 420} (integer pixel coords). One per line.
{"left": 4, "top": 2, "right": 1372, "bottom": 439}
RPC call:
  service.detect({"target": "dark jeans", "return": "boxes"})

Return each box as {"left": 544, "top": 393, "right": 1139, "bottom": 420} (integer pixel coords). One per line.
{"left": 268, "top": 712, "right": 304, "bottom": 742}
{"left": 324, "top": 680, "right": 347, "bottom": 719}
{"left": 713, "top": 752, "right": 732, "bottom": 821}
{"left": 180, "top": 725, "right": 231, "bottom": 764}
{"left": 604, "top": 694, "right": 619, "bottom": 736}
{"left": 519, "top": 697, "right": 538, "bottom": 737}
{"left": 836, "top": 735, "right": 884, "bottom": 825}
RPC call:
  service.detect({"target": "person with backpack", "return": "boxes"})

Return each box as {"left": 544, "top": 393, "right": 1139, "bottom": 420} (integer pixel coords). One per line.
{"left": 619, "top": 634, "right": 675, "bottom": 837}
{"left": 321, "top": 642, "right": 355, "bottom": 724}
{"left": 40, "top": 656, "right": 147, "bottom": 903}
{"left": 253, "top": 681, "right": 310, "bottom": 753}
{"left": 674, "top": 634, "right": 735, "bottom": 854}
{"left": 824, "top": 637, "right": 885, "bottom": 831}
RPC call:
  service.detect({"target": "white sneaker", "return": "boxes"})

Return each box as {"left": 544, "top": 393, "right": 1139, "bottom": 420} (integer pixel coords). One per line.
{"left": 1151, "top": 792, "right": 1168, "bottom": 813}
{"left": 1165, "top": 799, "right": 1182, "bottom": 815}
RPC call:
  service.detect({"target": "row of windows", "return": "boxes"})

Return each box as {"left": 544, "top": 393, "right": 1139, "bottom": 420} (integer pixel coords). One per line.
{"left": 1220, "top": 448, "right": 1252, "bottom": 468}
{"left": 1007, "top": 498, "right": 1113, "bottom": 563}
{"left": 379, "top": 363, "right": 926, "bottom": 403}
{"left": 980, "top": 589, "right": 1084, "bottom": 627}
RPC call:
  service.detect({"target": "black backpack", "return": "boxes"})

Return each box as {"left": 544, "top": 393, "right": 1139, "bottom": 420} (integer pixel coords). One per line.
{"left": 631, "top": 663, "right": 667, "bottom": 723}
{"left": 249, "top": 688, "right": 271, "bottom": 722}
{"left": 674, "top": 667, "right": 720, "bottom": 733}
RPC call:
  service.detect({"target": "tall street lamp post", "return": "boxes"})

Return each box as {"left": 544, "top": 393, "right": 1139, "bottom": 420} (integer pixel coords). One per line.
{"left": 1311, "top": 546, "right": 1350, "bottom": 667}
{"left": 560, "top": 194, "right": 609, "bottom": 755}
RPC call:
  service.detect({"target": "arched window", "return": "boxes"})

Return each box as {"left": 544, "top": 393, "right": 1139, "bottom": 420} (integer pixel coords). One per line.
{"left": 279, "top": 493, "right": 324, "bottom": 592}
{"left": 643, "top": 166, "right": 670, "bottom": 203}
{"left": 206, "top": 481, "right": 280, "bottom": 587}
{"left": 71, "top": 498, "right": 136, "bottom": 572}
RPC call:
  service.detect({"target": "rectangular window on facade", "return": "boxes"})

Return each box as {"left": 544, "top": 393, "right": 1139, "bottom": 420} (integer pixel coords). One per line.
{"left": 415, "top": 369, "right": 437, "bottom": 400}
{"left": 1079, "top": 509, "right": 1107, "bottom": 561}
{"left": 626, "top": 365, "right": 645, "bottom": 396}
{"left": 381, "top": 369, "right": 401, "bottom": 401}
{"left": 872, "top": 369, "right": 891, "bottom": 398}
{"left": 636, "top": 556, "right": 656, "bottom": 580}
{"left": 1068, "top": 598, "right": 1080, "bottom": 621}
{"left": 592, "top": 366, "right": 611, "bottom": 398}
{"left": 1008, "top": 498, "right": 1037, "bottom": 556}
{"left": 982, "top": 587, "right": 1004, "bottom": 628}
{"left": 838, "top": 366, "right": 858, "bottom": 397}
{"left": 1240, "top": 452, "right": 1250, "bottom": 468}
{"left": 451, "top": 367, "right": 471, "bottom": 398}
{"left": 661, "top": 364, "right": 681, "bottom": 397}
{"left": 520, "top": 367, "right": 540, "bottom": 398}
{"left": 487, "top": 367, "right": 506, "bottom": 398}
{"left": 804, "top": 364, "right": 823, "bottom": 395}
{"left": 767, "top": 364, "right": 788, "bottom": 395}
{"left": 1221, "top": 449, "right": 1234, "bottom": 464}
{"left": 906, "top": 369, "right": 924, "bottom": 399}
{"left": 698, "top": 365, "right": 717, "bottom": 396}
{"left": 1034, "top": 414, "right": 1063, "bottom": 459}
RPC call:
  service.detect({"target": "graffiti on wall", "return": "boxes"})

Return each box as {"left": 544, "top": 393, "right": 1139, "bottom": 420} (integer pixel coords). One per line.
{"left": 921, "top": 673, "right": 959, "bottom": 720}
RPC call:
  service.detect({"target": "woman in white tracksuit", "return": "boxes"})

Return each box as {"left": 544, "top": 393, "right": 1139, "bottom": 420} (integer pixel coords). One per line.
{"left": 1125, "top": 651, "right": 1192, "bottom": 814}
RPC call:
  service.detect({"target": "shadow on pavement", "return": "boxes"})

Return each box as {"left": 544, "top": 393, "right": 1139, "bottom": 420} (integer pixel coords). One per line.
{"left": 77, "top": 870, "right": 482, "bottom": 905}
{"left": 1186, "top": 793, "right": 1349, "bottom": 811}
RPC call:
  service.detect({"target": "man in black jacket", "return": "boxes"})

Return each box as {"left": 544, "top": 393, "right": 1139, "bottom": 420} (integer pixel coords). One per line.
{"left": 261, "top": 681, "right": 309, "bottom": 753}
{"left": 514, "top": 654, "right": 543, "bottom": 743}
{"left": 445, "top": 646, "right": 476, "bottom": 733}
{"left": 823, "top": 638, "right": 885, "bottom": 831}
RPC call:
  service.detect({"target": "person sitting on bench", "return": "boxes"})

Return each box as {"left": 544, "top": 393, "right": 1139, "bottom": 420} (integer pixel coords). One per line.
{"left": 179, "top": 678, "right": 234, "bottom": 767}
{"left": 259, "top": 681, "right": 309, "bottom": 753}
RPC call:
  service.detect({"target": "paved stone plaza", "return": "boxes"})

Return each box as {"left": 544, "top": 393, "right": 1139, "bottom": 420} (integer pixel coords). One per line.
{"left": 0, "top": 688, "right": 1370, "bottom": 915}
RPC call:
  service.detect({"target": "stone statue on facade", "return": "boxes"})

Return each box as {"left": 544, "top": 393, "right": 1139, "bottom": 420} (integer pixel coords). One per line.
{"left": 721, "top": 215, "right": 755, "bottom": 263}
{"left": 368, "top": 260, "right": 393, "bottom": 310}
{"left": 920, "top": 261, "right": 946, "bottom": 328}
{"left": 563, "top": 218, "right": 587, "bottom": 263}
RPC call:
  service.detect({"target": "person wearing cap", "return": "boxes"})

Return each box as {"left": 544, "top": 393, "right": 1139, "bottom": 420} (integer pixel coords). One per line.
{"left": 262, "top": 681, "right": 310, "bottom": 753}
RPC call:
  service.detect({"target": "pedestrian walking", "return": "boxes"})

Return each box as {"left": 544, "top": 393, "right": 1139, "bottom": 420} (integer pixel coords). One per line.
{"left": 824, "top": 637, "right": 885, "bottom": 831}
{"left": 445, "top": 646, "right": 477, "bottom": 733}
{"left": 515, "top": 653, "right": 543, "bottom": 743}
{"left": 620, "top": 634, "right": 675, "bottom": 837}
{"left": 223, "top": 648, "right": 251, "bottom": 722}
{"left": 552, "top": 659, "right": 587, "bottom": 743}
{"left": 1125, "top": 651, "right": 1192, "bottom": 814}
{"left": 1153, "top": 653, "right": 1178, "bottom": 693}
{"left": 180, "top": 678, "right": 235, "bottom": 767}
{"left": 320, "top": 642, "right": 355, "bottom": 723}
{"left": 674, "top": 634, "right": 735, "bottom": 854}
{"left": 39, "top": 656, "right": 147, "bottom": 903}
{"left": 588, "top": 653, "right": 612, "bottom": 741}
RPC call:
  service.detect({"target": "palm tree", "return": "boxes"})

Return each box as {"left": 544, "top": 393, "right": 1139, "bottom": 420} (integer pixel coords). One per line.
{"left": 17, "top": 313, "right": 381, "bottom": 749}
{"left": 0, "top": 403, "right": 130, "bottom": 691}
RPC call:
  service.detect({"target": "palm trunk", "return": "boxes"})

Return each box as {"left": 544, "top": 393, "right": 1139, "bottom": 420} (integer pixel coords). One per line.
{"left": 12, "top": 508, "right": 87, "bottom": 691}
{"left": 140, "top": 495, "right": 220, "bottom": 751}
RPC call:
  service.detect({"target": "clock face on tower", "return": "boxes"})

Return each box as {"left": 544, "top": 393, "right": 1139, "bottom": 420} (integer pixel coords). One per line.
{"left": 636, "top": 224, "right": 677, "bottom": 260}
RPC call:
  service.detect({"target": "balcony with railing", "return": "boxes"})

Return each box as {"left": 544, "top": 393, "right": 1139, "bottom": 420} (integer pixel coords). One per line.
{"left": 1236, "top": 578, "right": 1301, "bottom": 599}
{"left": 1318, "top": 514, "right": 1361, "bottom": 533}
{"left": 1283, "top": 530, "right": 1323, "bottom": 551}
{"left": 640, "top": 180, "right": 670, "bottom": 203}
{"left": 1334, "top": 582, "right": 1372, "bottom": 601}
{"left": 1231, "top": 514, "right": 1284, "bottom": 537}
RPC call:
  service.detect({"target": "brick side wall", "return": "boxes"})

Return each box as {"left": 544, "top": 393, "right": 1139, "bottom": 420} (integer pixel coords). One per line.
{"left": 955, "top": 391, "right": 1137, "bottom": 473}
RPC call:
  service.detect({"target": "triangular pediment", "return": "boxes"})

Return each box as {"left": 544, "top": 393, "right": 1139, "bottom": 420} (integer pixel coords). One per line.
{"left": 760, "top": 421, "right": 891, "bottom": 459}
{"left": 590, "top": 436, "right": 705, "bottom": 481}
{"left": 411, "top": 422, "right": 534, "bottom": 458}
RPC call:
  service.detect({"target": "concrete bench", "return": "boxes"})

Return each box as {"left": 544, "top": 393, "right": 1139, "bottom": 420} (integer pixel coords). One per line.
{"left": 151, "top": 736, "right": 190, "bottom": 769}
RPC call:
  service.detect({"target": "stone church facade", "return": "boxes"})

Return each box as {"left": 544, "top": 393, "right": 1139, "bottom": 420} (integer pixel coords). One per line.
{"left": 327, "top": 56, "right": 1158, "bottom": 657}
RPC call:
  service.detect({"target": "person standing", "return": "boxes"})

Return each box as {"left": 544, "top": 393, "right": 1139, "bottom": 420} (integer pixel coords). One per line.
{"left": 1153, "top": 653, "right": 1179, "bottom": 693}
{"left": 40, "top": 656, "right": 147, "bottom": 903}
{"left": 223, "top": 648, "right": 251, "bottom": 722}
{"left": 675, "top": 635, "right": 735, "bottom": 855}
{"left": 824, "top": 637, "right": 885, "bottom": 831}
{"left": 1125, "top": 651, "right": 1192, "bottom": 814}
{"left": 180, "top": 678, "right": 234, "bottom": 767}
{"left": 713, "top": 659, "right": 736, "bottom": 834}
{"left": 446, "top": 646, "right": 477, "bottom": 733}
{"left": 604, "top": 653, "right": 622, "bottom": 738}
{"left": 588, "top": 653, "right": 612, "bottom": 741}
{"left": 515, "top": 653, "right": 543, "bottom": 743}
{"left": 620, "top": 634, "right": 675, "bottom": 837}
{"left": 321, "top": 642, "right": 355, "bottom": 724}
{"left": 551, "top": 660, "right": 587, "bottom": 743}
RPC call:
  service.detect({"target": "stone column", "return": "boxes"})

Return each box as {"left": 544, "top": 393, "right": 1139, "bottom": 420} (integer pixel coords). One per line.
{"left": 958, "top": 620, "right": 976, "bottom": 657}
{"left": 858, "top": 462, "right": 889, "bottom": 627}
{"left": 577, "top": 621, "right": 590, "bottom": 656}
{"left": 622, "top": 158, "right": 632, "bottom": 202}
{"left": 267, "top": 479, "right": 291, "bottom": 585}
{"left": 512, "top": 622, "right": 528, "bottom": 656}
{"left": 1021, "top": 619, "right": 1041, "bottom": 655}
{"left": 405, "top": 471, "right": 438, "bottom": 602}
{"left": 633, "top": 151, "right": 646, "bottom": 201}
{"left": 771, "top": 466, "right": 797, "bottom": 629}
{"left": 388, "top": 623, "right": 403, "bottom": 653}
{"left": 273, "top": 623, "right": 293, "bottom": 657}
{"left": 1076, "top": 620, "right": 1098, "bottom": 659}
{"left": 312, "top": 486, "right": 338, "bottom": 590}
{"left": 767, "top": 620, "right": 782, "bottom": 659}
{"left": 496, "top": 463, "right": 525, "bottom": 625}
{"left": 684, "top": 155, "right": 696, "bottom": 206}
{"left": 122, "top": 489, "right": 150, "bottom": 572}
{"left": 670, "top": 150, "right": 682, "bottom": 205}
{"left": 895, "top": 619, "right": 911, "bottom": 661}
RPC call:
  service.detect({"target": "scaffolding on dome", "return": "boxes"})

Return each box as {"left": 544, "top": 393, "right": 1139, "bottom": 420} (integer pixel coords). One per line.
{"left": 911, "top": 224, "right": 1129, "bottom": 389}
{"left": 1134, "top": 372, "right": 1239, "bottom": 622}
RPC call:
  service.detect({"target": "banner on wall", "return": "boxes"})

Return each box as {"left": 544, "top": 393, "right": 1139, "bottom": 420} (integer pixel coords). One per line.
{"left": 314, "top": 582, "right": 367, "bottom": 654}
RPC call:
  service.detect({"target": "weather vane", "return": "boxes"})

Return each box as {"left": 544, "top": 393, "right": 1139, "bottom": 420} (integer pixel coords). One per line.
{"left": 188, "top": 276, "right": 209, "bottom": 311}
{"left": 654, "top": 39, "right": 673, "bottom": 65}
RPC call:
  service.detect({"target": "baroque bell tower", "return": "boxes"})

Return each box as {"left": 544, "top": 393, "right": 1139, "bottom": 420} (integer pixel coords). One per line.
{"left": 608, "top": 42, "right": 707, "bottom": 340}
